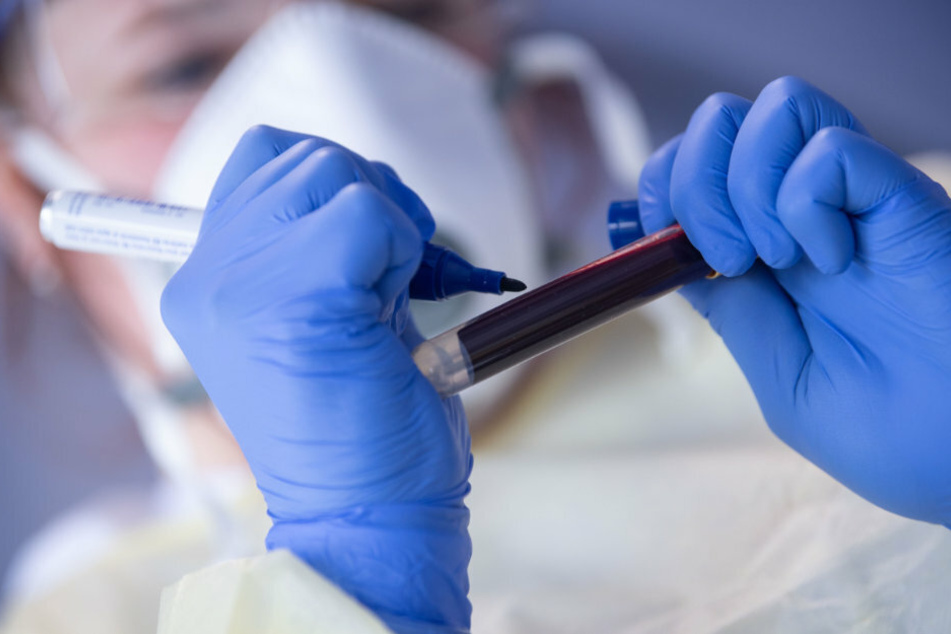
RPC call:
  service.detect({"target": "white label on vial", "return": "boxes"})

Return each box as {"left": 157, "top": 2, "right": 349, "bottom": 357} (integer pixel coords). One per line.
{"left": 44, "top": 192, "right": 202, "bottom": 262}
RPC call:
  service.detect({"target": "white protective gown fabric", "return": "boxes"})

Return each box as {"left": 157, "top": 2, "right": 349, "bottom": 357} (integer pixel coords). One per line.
{"left": 464, "top": 307, "right": 951, "bottom": 634}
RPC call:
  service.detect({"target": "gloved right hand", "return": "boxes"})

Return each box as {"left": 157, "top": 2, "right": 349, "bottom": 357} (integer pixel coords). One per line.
{"left": 637, "top": 77, "right": 951, "bottom": 527}
{"left": 161, "top": 125, "right": 472, "bottom": 634}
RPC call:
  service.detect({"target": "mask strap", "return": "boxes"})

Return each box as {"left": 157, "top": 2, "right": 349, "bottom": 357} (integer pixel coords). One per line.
{"left": 10, "top": 126, "right": 101, "bottom": 191}
{"left": 23, "top": 0, "right": 72, "bottom": 123}
{"left": 503, "top": 35, "right": 707, "bottom": 363}
{"left": 503, "top": 34, "right": 653, "bottom": 192}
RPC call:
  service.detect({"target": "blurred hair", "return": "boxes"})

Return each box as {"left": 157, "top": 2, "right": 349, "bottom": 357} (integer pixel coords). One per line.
{"left": 0, "top": 6, "right": 29, "bottom": 116}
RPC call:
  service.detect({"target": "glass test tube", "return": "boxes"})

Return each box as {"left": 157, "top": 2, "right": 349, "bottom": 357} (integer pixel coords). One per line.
{"left": 412, "top": 225, "right": 715, "bottom": 397}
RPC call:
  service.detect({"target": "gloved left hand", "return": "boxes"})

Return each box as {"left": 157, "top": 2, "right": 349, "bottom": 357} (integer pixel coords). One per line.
{"left": 161, "top": 125, "right": 472, "bottom": 634}
{"left": 635, "top": 77, "right": 951, "bottom": 527}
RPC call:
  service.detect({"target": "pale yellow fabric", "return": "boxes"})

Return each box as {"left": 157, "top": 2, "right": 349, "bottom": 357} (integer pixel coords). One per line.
{"left": 157, "top": 551, "right": 392, "bottom": 634}
{"left": 0, "top": 481, "right": 270, "bottom": 634}
{"left": 0, "top": 483, "right": 392, "bottom": 634}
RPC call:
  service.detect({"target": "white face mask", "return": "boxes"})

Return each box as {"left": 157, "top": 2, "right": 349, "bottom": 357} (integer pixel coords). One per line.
{"left": 153, "top": 1, "right": 548, "bottom": 419}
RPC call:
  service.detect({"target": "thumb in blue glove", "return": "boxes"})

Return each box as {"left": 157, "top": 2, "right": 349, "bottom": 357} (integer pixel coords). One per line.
{"left": 637, "top": 77, "right": 951, "bottom": 526}
{"left": 161, "top": 125, "right": 472, "bottom": 633}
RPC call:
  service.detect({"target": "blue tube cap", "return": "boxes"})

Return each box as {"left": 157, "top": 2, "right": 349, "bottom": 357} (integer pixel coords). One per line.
{"left": 607, "top": 200, "right": 645, "bottom": 250}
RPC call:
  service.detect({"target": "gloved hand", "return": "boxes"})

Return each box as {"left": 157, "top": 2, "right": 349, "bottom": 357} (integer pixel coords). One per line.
{"left": 161, "top": 125, "right": 473, "bottom": 634}
{"left": 637, "top": 76, "right": 951, "bottom": 527}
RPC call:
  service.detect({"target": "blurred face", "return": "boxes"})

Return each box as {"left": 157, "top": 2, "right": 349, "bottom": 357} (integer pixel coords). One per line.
{"left": 8, "top": 0, "right": 502, "bottom": 195}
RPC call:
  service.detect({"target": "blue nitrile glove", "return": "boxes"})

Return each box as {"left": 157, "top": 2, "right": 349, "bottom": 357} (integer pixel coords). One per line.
{"left": 161, "top": 125, "right": 473, "bottom": 633}
{"left": 635, "top": 76, "right": 951, "bottom": 527}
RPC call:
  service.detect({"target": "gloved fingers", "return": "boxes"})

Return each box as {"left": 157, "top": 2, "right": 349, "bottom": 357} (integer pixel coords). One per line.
{"left": 372, "top": 161, "right": 400, "bottom": 182}
{"left": 201, "top": 136, "right": 328, "bottom": 236}
{"left": 679, "top": 264, "right": 812, "bottom": 443}
{"left": 777, "top": 126, "right": 949, "bottom": 274}
{"left": 248, "top": 146, "right": 374, "bottom": 224}
{"left": 206, "top": 125, "right": 435, "bottom": 240}
{"left": 286, "top": 182, "right": 424, "bottom": 312}
{"left": 728, "top": 77, "right": 868, "bottom": 268}
{"left": 669, "top": 92, "right": 755, "bottom": 276}
{"left": 208, "top": 125, "right": 319, "bottom": 209}
{"left": 169, "top": 184, "right": 423, "bottom": 338}
{"left": 637, "top": 135, "right": 681, "bottom": 235}
{"left": 369, "top": 161, "right": 437, "bottom": 242}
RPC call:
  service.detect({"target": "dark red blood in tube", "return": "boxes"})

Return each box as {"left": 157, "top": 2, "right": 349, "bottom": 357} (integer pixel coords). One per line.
{"left": 457, "top": 225, "right": 712, "bottom": 384}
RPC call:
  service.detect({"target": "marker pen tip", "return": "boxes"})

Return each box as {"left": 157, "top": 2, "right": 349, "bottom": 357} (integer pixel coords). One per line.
{"left": 500, "top": 277, "right": 527, "bottom": 293}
